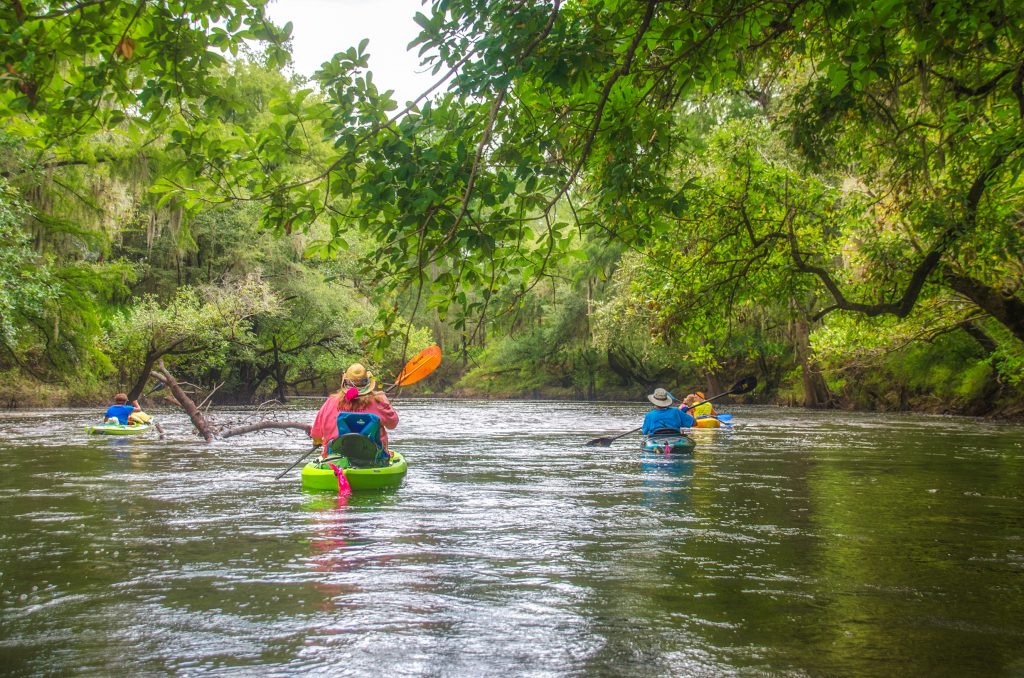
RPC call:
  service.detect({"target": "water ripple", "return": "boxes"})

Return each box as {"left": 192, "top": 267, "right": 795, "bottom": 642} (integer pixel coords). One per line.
{"left": 1, "top": 401, "right": 1023, "bottom": 675}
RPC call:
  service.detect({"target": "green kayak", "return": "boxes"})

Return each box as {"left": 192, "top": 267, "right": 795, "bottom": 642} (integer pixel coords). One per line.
{"left": 641, "top": 432, "right": 696, "bottom": 455}
{"left": 84, "top": 422, "right": 153, "bottom": 436}
{"left": 302, "top": 451, "right": 407, "bottom": 491}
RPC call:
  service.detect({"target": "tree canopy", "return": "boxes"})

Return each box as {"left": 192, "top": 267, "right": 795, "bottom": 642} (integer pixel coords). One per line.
{"left": 1, "top": 0, "right": 1021, "bottom": 412}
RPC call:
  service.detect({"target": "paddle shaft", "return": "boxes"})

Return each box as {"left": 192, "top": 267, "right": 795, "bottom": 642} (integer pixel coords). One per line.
{"left": 276, "top": 445, "right": 319, "bottom": 480}
{"left": 597, "top": 426, "right": 643, "bottom": 445}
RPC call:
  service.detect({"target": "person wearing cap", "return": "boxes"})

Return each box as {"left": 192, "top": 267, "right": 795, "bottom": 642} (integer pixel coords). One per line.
{"left": 103, "top": 393, "right": 140, "bottom": 425}
{"left": 310, "top": 363, "right": 399, "bottom": 458}
{"left": 641, "top": 388, "right": 695, "bottom": 435}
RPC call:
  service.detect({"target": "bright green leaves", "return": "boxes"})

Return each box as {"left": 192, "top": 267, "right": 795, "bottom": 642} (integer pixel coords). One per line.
{"left": 0, "top": 183, "right": 56, "bottom": 346}
{"left": 6, "top": 0, "right": 1019, "bottom": 394}
{"left": 1, "top": 1, "right": 288, "bottom": 143}
{"left": 769, "top": 0, "right": 1024, "bottom": 339}
{"left": 104, "top": 275, "right": 278, "bottom": 385}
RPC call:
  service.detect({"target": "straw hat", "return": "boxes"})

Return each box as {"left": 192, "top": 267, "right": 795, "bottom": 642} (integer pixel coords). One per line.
{"left": 343, "top": 363, "right": 377, "bottom": 396}
{"left": 647, "top": 388, "right": 673, "bottom": 407}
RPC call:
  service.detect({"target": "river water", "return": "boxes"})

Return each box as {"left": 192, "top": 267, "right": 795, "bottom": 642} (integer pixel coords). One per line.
{"left": 1, "top": 401, "right": 1022, "bottom": 676}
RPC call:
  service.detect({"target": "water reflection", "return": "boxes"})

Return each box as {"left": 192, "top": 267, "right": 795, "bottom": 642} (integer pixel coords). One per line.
{"left": 640, "top": 450, "right": 694, "bottom": 507}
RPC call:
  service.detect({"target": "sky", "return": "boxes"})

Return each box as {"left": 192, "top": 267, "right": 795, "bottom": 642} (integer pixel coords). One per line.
{"left": 266, "top": 0, "right": 438, "bottom": 104}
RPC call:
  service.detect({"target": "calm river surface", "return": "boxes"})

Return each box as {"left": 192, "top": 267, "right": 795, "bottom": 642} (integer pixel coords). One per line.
{"left": 1, "top": 401, "right": 1023, "bottom": 676}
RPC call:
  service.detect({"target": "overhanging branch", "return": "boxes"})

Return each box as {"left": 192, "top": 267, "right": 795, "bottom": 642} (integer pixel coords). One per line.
{"left": 802, "top": 145, "right": 1017, "bottom": 321}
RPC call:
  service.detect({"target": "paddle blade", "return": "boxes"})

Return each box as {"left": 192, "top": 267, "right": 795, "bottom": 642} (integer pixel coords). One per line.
{"left": 729, "top": 375, "right": 757, "bottom": 395}
{"left": 585, "top": 437, "right": 615, "bottom": 447}
{"left": 716, "top": 413, "right": 733, "bottom": 422}
{"left": 394, "top": 345, "right": 442, "bottom": 387}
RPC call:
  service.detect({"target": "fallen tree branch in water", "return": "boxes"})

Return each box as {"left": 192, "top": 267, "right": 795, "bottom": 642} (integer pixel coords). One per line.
{"left": 219, "top": 421, "right": 312, "bottom": 439}
{"left": 151, "top": 361, "right": 215, "bottom": 442}
{"left": 151, "top": 363, "right": 311, "bottom": 443}
{"left": 196, "top": 381, "right": 224, "bottom": 412}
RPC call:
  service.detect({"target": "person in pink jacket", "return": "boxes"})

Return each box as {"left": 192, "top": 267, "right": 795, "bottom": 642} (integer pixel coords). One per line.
{"left": 310, "top": 362, "right": 399, "bottom": 458}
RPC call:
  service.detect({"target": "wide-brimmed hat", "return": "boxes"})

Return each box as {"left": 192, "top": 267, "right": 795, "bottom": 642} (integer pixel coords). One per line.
{"left": 343, "top": 363, "right": 377, "bottom": 396}
{"left": 647, "top": 388, "right": 673, "bottom": 407}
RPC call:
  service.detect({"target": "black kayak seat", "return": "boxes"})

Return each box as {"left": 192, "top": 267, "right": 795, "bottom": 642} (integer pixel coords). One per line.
{"left": 649, "top": 428, "right": 683, "bottom": 436}
{"left": 329, "top": 433, "right": 382, "bottom": 468}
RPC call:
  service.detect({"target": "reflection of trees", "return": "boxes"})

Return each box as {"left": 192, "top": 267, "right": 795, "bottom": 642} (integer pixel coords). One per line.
{"left": 670, "top": 447, "right": 822, "bottom": 672}
{"left": 639, "top": 453, "right": 694, "bottom": 510}
{"left": 805, "top": 455, "right": 1024, "bottom": 674}
{"left": 574, "top": 455, "right": 709, "bottom": 674}
{"left": 574, "top": 444, "right": 823, "bottom": 674}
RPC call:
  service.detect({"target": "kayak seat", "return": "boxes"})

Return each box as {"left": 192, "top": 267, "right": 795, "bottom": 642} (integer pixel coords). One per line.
{"left": 331, "top": 412, "right": 386, "bottom": 468}
{"left": 336, "top": 412, "right": 382, "bottom": 446}
{"left": 328, "top": 434, "right": 384, "bottom": 468}
{"left": 650, "top": 428, "right": 683, "bottom": 436}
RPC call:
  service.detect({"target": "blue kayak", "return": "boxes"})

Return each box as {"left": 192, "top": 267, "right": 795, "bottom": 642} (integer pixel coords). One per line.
{"left": 641, "top": 432, "right": 696, "bottom": 455}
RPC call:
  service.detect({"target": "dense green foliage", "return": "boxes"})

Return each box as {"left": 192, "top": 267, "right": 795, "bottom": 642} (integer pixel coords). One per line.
{"left": 1, "top": 0, "right": 1021, "bottom": 414}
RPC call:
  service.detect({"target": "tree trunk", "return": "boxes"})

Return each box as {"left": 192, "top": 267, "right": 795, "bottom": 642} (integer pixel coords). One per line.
{"left": 152, "top": 361, "right": 215, "bottom": 442}
{"left": 962, "top": 322, "right": 998, "bottom": 354}
{"left": 127, "top": 348, "right": 160, "bottom": 401}
{"left": 756, "top": 348, "right": 778, "bottom": 397}
{"left": 704, "top": 371, "right": 723, "bottom": 396}
{"left": 235, "top": 362, "right": 258, "bottom": 403}
{"left": 793, "top": 316, "right": 831, "bottom": 408}
{"left": 272, "top": 341, "right": 287, "bottom": 403}
{"left": 944, "top": 271, "right": 1024, "bottom": 343}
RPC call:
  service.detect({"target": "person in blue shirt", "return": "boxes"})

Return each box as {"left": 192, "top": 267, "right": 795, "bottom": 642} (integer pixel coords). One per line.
{"left": 103, "top": 393, "right": 140, "bottom": 425}
{"left": 641, "top": 388, "right": 695, "bottom": 435}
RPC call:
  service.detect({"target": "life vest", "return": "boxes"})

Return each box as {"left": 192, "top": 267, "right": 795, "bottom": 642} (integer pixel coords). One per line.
{"left": 691, "top": 402, "right": 715, "bottom": 417}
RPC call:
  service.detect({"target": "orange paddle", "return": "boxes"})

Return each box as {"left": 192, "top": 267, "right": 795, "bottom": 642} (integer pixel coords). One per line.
{"left": 392, "top": 345, "right": 442, "bottom": 388}
{"left": 277, "top": 345, "right": 444, "bottom": 480}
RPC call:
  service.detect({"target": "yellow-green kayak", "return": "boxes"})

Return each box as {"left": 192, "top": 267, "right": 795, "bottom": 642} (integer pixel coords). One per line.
{"left": 301, "top": 451, "right": 407, "bottom": 491}
{"left": 84, "top": 422, "right": 152, "bottom": 435}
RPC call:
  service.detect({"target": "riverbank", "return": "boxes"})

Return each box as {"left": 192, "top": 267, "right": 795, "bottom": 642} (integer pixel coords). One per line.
{"left": 441, "top": 384, "right": 1024, "bottom": 420}
{"left": 4, "top": 373, "right": 1022, "bottom": 421}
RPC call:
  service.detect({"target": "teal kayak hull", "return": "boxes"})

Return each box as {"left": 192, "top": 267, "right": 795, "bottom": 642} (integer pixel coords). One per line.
{"left": 641, "top": 433, "right": 696, "bottom": 455}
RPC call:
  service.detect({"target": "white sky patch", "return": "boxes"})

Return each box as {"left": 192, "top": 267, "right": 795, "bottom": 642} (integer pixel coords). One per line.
{"left": 267, "top": 0, "right": 439, "bottom": 105}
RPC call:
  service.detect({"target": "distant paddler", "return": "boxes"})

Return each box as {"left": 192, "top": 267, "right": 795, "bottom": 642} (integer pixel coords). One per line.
{"left": 102, "top": 392, "right": 152, "bottom": 426}
{"left": 682, "top": 392, "right": 718, "bottom": 418}
{"left": 641, "top": 388, "right": 695, "bottom": 435}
